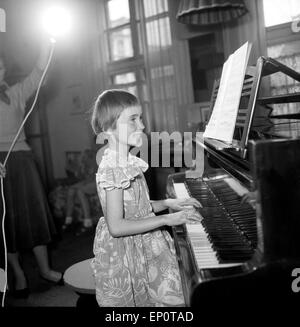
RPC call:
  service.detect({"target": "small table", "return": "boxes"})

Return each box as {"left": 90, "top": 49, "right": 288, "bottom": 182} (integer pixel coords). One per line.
{"left": 63, "top": 258, "right": 98, "bottom": 307}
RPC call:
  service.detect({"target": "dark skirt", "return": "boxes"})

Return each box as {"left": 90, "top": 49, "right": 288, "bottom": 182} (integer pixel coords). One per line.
{"left": 0, "top": 151, "right": 57, "bottom": 253}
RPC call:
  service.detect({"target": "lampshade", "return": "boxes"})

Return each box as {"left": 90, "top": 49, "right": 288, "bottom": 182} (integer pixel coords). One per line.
{"left": 177, "top": 0, "right": 248, "bottom": 25}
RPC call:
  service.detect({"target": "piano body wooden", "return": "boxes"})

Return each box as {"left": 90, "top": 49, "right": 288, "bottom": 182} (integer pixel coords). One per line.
{"left": 167, "top": 57, "right": 300, "bottom": 306}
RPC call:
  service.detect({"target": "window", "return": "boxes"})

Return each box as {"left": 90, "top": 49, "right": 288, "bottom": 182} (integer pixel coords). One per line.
{"left": 101, "top": 0, "right": 175, "bottom": 132}
{"left": 106, "top": 0, "right": 134, "bottom": 61}
{"left": 263, "top": 0, "right": 300, "bottom": 116}
{"left": 143, "top": 0, "right": 168, "bottom": 18}
{"left": 107, "top": 0, "right": 130, "bottom": 27}
{"left": 263, "top": 0, "right": 300, "bottom": 27}
{"left": 146, "top": 17, "right": 172, "bottom": 49}
{"left": 110, "top": 27, "right": 133, "bottom": 60}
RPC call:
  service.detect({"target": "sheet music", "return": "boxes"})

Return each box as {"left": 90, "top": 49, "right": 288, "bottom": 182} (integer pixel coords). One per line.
{"left": 203, "top": 42, "right": 252, "bottom": 143}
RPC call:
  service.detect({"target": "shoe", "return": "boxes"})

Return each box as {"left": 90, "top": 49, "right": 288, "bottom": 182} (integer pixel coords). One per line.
{"left": 40, "top": 273, "right": 64, "bottom": 286}
{"left": 11, "top": 287, "right": 30, "bottom": 299}
{"left": 11, "top": 274, "right": 30, "bottom": 299}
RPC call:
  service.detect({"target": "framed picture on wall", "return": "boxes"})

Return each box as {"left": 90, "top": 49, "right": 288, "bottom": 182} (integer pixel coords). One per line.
{"left": 67, "top": 84, "right": 86, "bottom": 115}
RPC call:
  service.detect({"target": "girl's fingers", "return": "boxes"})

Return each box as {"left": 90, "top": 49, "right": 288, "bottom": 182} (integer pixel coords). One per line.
{"left": 188, "top": 197, "right": 202, "bottom": 206}
{"left": 180, "top": 205, "right": 193, "bottom": 210}
{"left": 186, "top": 212, "right": 202, "bottom": 223}
{"left": 182, "top": 198, "right": 202, "bottom": 208}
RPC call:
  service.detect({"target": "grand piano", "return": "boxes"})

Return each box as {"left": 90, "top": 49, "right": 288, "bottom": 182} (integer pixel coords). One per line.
{"left": 167, "top": 57, "right": 300, "bottom": 306}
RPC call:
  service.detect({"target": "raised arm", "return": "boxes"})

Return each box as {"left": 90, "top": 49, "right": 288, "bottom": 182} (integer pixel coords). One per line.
{"left": 106, "top": 189, "right": 190, "bottom": 238}
{"left": 10, "top": 37, "right": 52, "bottom": 108}
{"left": 36, "top": 37, "right": 53, "bottom": 71}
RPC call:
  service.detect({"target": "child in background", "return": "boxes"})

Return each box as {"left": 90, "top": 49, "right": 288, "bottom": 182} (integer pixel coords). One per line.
{"left": 63, "top": 149, "right": 97, "bottom": 234}
{"left": 90, "top": 89, "right": 201, "bottom": 307}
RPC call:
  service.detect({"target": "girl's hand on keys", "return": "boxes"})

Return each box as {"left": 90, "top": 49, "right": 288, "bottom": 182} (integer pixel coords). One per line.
{"left": 184, "top": 207, "right": 203, "bottom": 224}
{"left": 164, "top": 198, "right": 202, "bottom": 211}
{"left": 164, "top": 211, "right": 190, "bottom": 226}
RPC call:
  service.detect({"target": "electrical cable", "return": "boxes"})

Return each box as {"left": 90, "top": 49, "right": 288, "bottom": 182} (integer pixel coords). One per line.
{"left": 1, "top": 38, "right": 56, "bottom": 307}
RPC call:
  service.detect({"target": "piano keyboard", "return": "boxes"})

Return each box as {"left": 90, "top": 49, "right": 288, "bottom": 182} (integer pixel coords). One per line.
{"left": 186, "top": 223, "right": 243, "bottom": 269}
{"left": 173, "top": 177, "right": 257, "bottom": 271}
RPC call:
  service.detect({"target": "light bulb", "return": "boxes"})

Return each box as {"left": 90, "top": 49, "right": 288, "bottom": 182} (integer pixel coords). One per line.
{"left": 41, "top": 6, "right": 71, "bottom": 38}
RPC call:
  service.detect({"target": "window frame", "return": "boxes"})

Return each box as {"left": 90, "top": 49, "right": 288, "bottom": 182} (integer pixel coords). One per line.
{"left": 266, "top": 22, "right": 300, "bottom": 47}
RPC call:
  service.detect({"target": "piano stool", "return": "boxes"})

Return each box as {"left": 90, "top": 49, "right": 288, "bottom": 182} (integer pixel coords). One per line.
{"left": 63, "top": 258, "right": 98, "bottom": 308}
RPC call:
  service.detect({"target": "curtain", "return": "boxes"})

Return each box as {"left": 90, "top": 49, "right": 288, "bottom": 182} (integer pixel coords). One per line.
{"left": 221, "top": 0, "right": 269, "bottom": 99}
{"left": 139, "top": 0, "right": 181, "bottom": 133}
{"left": 222, "top": 0, "right": 267, "bottom": 64}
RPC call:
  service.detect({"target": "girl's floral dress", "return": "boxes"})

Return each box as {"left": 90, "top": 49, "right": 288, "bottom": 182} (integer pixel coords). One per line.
{"left": 91, "top": 148, "right": 185, "bottom": 307}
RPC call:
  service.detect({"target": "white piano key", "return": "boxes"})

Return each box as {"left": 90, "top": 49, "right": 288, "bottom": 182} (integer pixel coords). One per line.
{"left": 173, "top": 183, "right": 190, "bottom": 198}
{"left": 186, "top": 221, "right": 243, "bottom": 270}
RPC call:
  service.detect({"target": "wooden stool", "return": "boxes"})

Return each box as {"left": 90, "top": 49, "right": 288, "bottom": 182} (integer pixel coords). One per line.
{"left": 63, "top": 258, "right": 98, "bottom": 307}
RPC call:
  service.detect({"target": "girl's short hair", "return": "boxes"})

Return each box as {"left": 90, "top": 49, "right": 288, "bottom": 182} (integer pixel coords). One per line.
{"left": 91, "top": 89, "right": 138, "bottom": 134}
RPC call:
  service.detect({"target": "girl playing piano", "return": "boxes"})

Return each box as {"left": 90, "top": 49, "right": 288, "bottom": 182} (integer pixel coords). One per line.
{"left": 90, "top": 89, "right": 201, "bottom": 307}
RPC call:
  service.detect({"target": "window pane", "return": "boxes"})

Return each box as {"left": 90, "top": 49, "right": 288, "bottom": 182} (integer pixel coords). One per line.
{"left": 113, "top": 72, "right": 136, "bottom": 84}
{"left": 143, "top": 0, "right": 168, "bottom": 18}
{"left": 146, "top": 17, "right": 171, "bottom": 49}
{"left": 126, "top": 85, "right": 138, "bottom": 96}
{"left": 107, "top": 0, "right": 130, "bottom": 27}
{"left": 110, "top": 84, "right": 137, "bottom": 96}
{"left": 263, "top": 0, "right": 300, "bottom": 27}
{"left": 150, "top": 65, "right": 174, "bottom": 79}
{"left": 109, "top": 27, "right": 133, "bottom": 60}
{"left": 266, "top": 42, "right": 300, "bottom": 116}
{"left": 151, "top": 65, "right": 175, "bottom": 100}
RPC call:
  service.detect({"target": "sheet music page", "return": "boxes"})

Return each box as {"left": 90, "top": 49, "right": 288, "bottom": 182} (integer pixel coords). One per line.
{"left": 203, "top": 42, "right": 252, "bottom": 143}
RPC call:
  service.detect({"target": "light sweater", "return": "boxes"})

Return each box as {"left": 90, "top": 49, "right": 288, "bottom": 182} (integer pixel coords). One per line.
{"left": 0, "top": 67, "right": 43, "bottom": 152}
